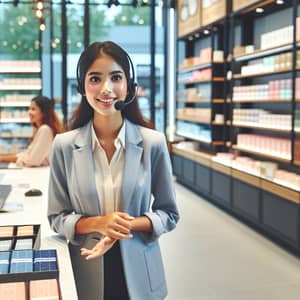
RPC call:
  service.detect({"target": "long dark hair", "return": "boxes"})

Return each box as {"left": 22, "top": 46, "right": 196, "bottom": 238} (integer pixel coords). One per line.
{"left": 69, "top": 41, "right": 153, "bottom": 130}
{"left": 32, "top": 95, "right": 63, "bottom": 136}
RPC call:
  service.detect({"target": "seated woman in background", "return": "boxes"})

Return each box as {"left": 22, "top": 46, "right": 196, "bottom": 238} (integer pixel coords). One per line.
{"left": 0, "top": 95, "right": 63, "bottom": 167}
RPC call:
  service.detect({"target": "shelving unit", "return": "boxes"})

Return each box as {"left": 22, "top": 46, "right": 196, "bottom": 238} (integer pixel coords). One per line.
{"left": 229, "top": 0, "right": 298, "bottom": 165}
{"left": 0, "top": 61, "right": 42, "bottom": 155}
{"left": 176, "top": 16, "right": 229, "bottom": 150}
{"left": 173, "top": 0, "right": 300, "bottom": 255}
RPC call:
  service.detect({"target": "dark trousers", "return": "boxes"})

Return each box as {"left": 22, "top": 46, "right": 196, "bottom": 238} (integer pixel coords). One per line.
{"left": 104, "top": 241, "right": 130, "bottom": 300}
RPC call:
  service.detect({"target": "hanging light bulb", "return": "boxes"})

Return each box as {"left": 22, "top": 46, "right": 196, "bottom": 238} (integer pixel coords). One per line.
{"left": 36, "top": 10, "right": 43, "bottom": 18}
{"left": 39, "top": 20, "right": 46, "bottom": 31}
{"left": 37, "top": 1, "right": 43, "bottom": 10}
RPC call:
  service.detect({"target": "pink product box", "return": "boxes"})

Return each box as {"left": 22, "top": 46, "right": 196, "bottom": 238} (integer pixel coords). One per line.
{"left": 199, "top": 48, "right": 212, "bottom": 63}
{"left": 0, "top": 225, "right": 41, "bottom": 251}
{"left": 0, "top": 227, "right": 14, "bottom": 238}
{"left": 275, "top": 170, "right": 300, "bottom": 187}
{"left": 30, "top": 279, "right": 60, "bottom": 300}
{"left": 0, "top": 279, "right": 61, "bottom": 300}
{"left": 237, "top": 134, "right": 291, "bottom": 158}
{"left": 215, "top": 152, "right": 235, "bottom": 160}
{"left": 297, "top": 17, "right": 300, "bottom": 41}
{"left": 295, "top": 78, "right": 300, "bottom": 99}
{"left": 0, "top": 281, "right": 26, "bottom": 300}
{"left": 191, "top": 68, "right": 212, "bottom": 81}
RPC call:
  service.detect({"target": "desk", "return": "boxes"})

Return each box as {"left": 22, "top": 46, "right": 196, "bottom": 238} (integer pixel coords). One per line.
{"left": 0, "top": 167, "right": 78, "bottom": 300}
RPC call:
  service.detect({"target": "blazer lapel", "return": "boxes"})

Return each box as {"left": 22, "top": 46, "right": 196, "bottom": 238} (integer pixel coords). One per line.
{"left": 120, "top": 120, "right": 143, "bottom": 212}
{"left": 73, "top": 121, "right": 101, "bottom": 215}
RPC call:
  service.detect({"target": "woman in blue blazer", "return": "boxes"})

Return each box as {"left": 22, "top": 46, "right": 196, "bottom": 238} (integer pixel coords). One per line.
{"left": 47, "top": 41, "right": 179, "bottom": 300}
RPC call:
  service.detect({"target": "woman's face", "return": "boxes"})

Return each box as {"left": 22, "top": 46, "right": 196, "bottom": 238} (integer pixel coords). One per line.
{"left": 84, "top": 53, "right": 128, "bottom": 117}
{"left": 28, "top": 101, "right": 43, "bottom": 126}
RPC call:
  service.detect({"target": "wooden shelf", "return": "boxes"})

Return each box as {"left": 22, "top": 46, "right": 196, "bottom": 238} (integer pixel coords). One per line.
{"left": 294, "top": 160, "right": 300, "bottom": 166}
{"left": 232, "top": 99, "right": 292, "bottom": 103}
{"left": 0, "top": 86, "right": 41, "bottom": 91}
{"left": 178, "top": 77, "right": 225, "bottom": 85}
{"left": 177, "top": 98, "right": 225, "bottom": 104}
{"left": 178, "top": 61, "right": 224, "bottom": 74}
{"left": 176, "top": 115, "right": 211, "bottom": 124}
{"left": 261, "top": 179, "right": 300, "bottom": 204}
{"left": 176, "top": 133, "right": 211, "bottom": 144}
{"left": 0, "top": 102, "right": 31, "bottom": 107}
{"left": 232, "top": 145, "right": 291, "bottom": 162}
{"left": 233, "top": 68, "right": 292, "bottom": 79}
{"left": 212, "top": 98, "right": 225, "bottom": 103}
{"left": 211, "top": 121, "right": 225, "bottom": 126}
{"left": 0, "top": 68, "right": 41, "bottom": 73}
{"left": 212, "top": 141, "right": 225, "bottom": 146}
{"left": 172, "top": 145, "right": 213, "bottom": 167}
{"left": 0, "top": 118, "right": 30, "bottom": 123}
{"left": 233, "top": 42, "right": 293, "bottom": 62}
{"left": 232, "top": 122, "right": 291, "bottom": 132}
{"left": 177, "top": 99, "right": 210, "bottom": 104}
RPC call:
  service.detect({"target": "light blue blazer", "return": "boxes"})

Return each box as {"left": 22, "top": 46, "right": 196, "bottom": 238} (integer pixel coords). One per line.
{"left": 47, "top": 119, "right": 179, "bottom": 300}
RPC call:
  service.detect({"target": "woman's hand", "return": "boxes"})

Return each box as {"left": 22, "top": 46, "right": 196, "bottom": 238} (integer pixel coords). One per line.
{"left": 96, "top": 212, "right": 134, "bottom": 240}
{"left": 80, "top": 236, "right": 116, "bottom": 260}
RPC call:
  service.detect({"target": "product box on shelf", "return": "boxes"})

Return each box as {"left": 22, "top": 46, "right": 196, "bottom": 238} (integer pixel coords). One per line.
{"left": 0, "top": 249, "right": 62, "bottom": 300}
{"left": 178, "top": 0, "right": 202, "bottom": 38}
{"left": 232, "top": 0, "right": 258, "bottom": 12}
{"left": 202, "top": 0, "right": 227, "bottom": 26}
{"left": 0, "top": 225, "right": 41, "bottom": 252}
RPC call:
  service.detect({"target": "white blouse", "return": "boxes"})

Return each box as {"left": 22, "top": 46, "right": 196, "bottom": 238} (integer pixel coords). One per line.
{"left": 16, "top": 124, "right": 54, "bottom": 167}
{"left": 91, "top": 122, "right": 126, "bottom": 215}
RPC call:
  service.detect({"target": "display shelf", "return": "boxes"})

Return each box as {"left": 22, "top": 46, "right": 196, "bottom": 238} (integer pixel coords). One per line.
{"left": 211, "top": 121, "right": 225, "bottom": 126}
{"left": 214, "top": 156, "right": 300, "bottom": 193}
{"left": 233, "top": 68, "right": 292, "bottom": 79}
{"left": 0, "top": 118, "right": 30, "bottom": 123}
{"left": 177, "top": 99, "right": 211, "bottom": 104}
{"left": 178, "top": 77, "right": 225, "bottom": 85}
{"left": 212, "top": 98, "right": 225, "bottom": 103}
{"left": 176, "top": 133, "right": 211, "bottom": 144}
{"left": 232, "top": 99, "right": 292, "bottom": 103}
{"left": 0, "top": 86, "right": 41, "bottom": 91}
{"left": 232, "top": 145, "right": 291, "bottom": 162}
{"left": 233, "top": 42, "right": 294, "bottom": 62}
{"left": 176, "top": 22, "right": 228, "bottom": 156}
{"left": 178, "top": 61, "right": 224, "bottom": 73}
{"left": 233, "top": 0, "right": 289, "bottom": 15}
{"left": 231, "top": 122, "right": 292, "bottom": 132}
{"left": 227, "top": 0, "right": 299, "bottom": 179}
{"left": 176, "top": 115, "right": 211, "bottom": 124}
{"left": 261, "top": 179, "right": 299, "bottom": 204}
{"left": 172, "top": 145, "right": 213, "bottom": 167}
{"left": 0, "top": 102, "right": 31, "bottom": 107}
{"left": 0, "top": 60, "right": 41, "bottom": 156}
{"left": 0, "top": 68, "right": 41, "bottom": 74}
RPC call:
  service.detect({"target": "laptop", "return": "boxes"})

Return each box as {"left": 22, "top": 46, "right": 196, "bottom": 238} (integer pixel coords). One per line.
{"left": 0, "top": 184, "right": 12, "bottom": 209}
{"left": 0, "top": 163, "right": 20, "bottom": 169}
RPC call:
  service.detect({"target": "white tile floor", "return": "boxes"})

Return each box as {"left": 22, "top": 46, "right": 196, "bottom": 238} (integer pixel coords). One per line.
{"left": 160, "top": 182, "right": 300, "bottom": 300}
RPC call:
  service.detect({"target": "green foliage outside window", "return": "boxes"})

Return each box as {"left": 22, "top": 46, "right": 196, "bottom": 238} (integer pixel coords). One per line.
{"left": 0, "top": 3, "right": 149, "bottom": 59}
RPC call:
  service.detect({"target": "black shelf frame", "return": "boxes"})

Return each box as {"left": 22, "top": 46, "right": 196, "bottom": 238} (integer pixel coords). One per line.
{"left": 176, "top": 19, "right": 230, "bottom": 152}
{"left": 228, "top": 0, "right": 299, "bottom": 166}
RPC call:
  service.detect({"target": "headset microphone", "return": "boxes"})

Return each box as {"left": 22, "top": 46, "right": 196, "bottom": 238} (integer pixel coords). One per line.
{"left": 114, "top": 85, "right": 137, "bottom": 111}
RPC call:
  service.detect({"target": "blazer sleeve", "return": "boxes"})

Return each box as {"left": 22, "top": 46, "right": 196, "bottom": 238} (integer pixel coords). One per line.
{"left": 47, "top": 135, "right": 84, "bottom": 245}
{"left": 16, "top": 125, "right": 53, "bottom": 167}
{"left": 143, "top": 134, "right": 180, "bottom": 243}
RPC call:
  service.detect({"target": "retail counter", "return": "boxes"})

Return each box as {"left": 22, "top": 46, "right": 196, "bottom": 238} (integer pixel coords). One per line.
{"left": 172, "top": 146, "right": 300, "bottom": 255}
{"left": 0, "top": 167, "right": 78, "bottom": 300}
